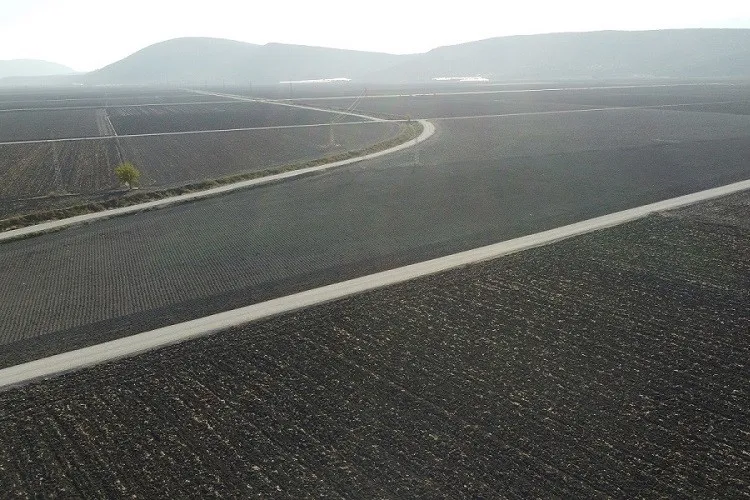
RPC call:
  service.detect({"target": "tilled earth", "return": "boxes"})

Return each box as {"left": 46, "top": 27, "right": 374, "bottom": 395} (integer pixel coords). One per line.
{"left": 2, "top": 103, "right": 749, "bottom": 364}
{"left": 0, "top": 191, "right": 747, "bottom": 498}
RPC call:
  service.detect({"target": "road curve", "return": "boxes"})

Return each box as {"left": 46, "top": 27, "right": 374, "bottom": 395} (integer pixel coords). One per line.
{"left": 1, "top": 119, "right": 435, "bottom": 242}
{"left": 1, "top": 178, "right": 747, "bottom": 390}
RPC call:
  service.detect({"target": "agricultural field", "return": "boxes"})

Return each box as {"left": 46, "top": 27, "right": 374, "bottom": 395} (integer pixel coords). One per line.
{"left": 0, "top": 190, "right": 746, "bottom": 497}
{"left": 107, "top": 101, "right": 366, "bottom": 135}
{"left": 296, "top": 91, "right": 593, "bottom": 119}
{"left": 119, "top": 121, "right": 401, "bottom": 187}
{"left": 0, "top": 88, "right": 402, "bottom": 218}
{"left": 232, "top": 80, "right": 723, "bottom": 100}
{"left": 0, "top": 88, "right": 224, "bottom": 110}
{"left": 0, "top": 108, "right": 112, "bottom": 142}
{"left": 1, "top": 100, "right": 749, "bottom": 365}
{"left": 293, "top": 82, "right": 750, "bottom": 118}
{"left": 0, "top": 139, "right": 122, "bottom": 216}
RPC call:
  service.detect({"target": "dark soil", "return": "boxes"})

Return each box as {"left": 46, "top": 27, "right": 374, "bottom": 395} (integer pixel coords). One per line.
{"left": 1, "top": 101, "right": 748, "bottom": 360}
{"left": 0, "top": 190, "right": 747, "bottom": 497}
{"left": 0, "top": 122, "right": 402, "bottom": 219}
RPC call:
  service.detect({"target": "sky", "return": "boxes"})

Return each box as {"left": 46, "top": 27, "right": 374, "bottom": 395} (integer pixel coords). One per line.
{"left": 1, "top": 0, "right": 750, "bottom": 71}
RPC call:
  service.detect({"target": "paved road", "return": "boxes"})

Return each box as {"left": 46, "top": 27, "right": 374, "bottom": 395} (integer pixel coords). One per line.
{"left": 1, "top": 179, "right": 747, "bottom": 389}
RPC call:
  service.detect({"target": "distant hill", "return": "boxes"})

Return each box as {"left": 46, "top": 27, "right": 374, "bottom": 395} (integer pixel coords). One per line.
{"left": 86, "top": 37, "right": 411, "bottom": 85}
{"left": 368, "top": 29, "right": 750, "bottom": 82}
{"left": 0, "top": 59, "right": 76, "bottom": 79}
{"left": 11, "top": 30, "right": 750, "bottom": 87}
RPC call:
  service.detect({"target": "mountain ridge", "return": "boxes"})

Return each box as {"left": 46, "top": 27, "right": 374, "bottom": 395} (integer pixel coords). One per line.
{"left": 5, "top": 29, "right": 750, "bottom": 86}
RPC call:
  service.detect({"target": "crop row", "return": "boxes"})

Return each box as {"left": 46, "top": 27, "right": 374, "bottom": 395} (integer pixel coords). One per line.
{"left": 0, "top": 190, "right": 747, "bottom": 497}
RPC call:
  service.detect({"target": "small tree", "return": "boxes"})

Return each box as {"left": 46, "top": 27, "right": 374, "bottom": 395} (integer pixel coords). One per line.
{"left": 114, "top": 162, "right": 140, "bottom": 190}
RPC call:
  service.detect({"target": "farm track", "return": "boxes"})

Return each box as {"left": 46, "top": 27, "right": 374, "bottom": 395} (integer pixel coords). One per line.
{"left": 0, "top": 191, "right": 746, "bottom": 497}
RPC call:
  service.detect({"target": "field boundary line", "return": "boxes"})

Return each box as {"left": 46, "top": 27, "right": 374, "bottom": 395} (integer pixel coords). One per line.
{"left": 1, "top": 178, "right": 748, "bottom": 390}
{"left": 190, "top": 89, "right": 387, "bottom": 122}
{"left": 0, "top": 100, "right": 256, "bottom": 113}
{"left": 0, "top": 120, "right": 382, "bottom": 146}
{"left": 427, "top": 101, "right": 750, "bottom": 122}
{"left": 279, "top": 82, "right": 738, "bottom": 101}
{"left": 0, "top": 119, "right": 435, "bottom": 242}
{"left": 5, "top": 99, "right": 747, "bottom": 146}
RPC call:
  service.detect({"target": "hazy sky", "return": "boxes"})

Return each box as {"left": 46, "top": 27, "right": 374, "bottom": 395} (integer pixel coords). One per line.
{"left": 2, "top": 0, "right": 749, "bottom": 71}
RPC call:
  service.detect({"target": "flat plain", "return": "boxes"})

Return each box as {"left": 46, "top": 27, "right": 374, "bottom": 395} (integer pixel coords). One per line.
{"left": 293, "top": 82, "right": 750, "bottom": 118}
{"left": 0, "top": 108, "right": 110, "bottom": 142}
{"left": 0, "top": 88, "right": 401, "bottom": 217}
{"left": 0, "top": 190, "right": 746, "bottom": 497}
{"left": 1, "top": 82, "right": 749, "bottom": 365}
{"left": 108, "top": 101, "right": 366, "bottom": 135}
{"left": 0, "top": 88, "right": 225, "bottom": 110}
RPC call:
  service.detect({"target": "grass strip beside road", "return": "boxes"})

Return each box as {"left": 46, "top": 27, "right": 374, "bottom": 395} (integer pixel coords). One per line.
{"left": 0, "top": 121, "right": 425, "bottom": 236}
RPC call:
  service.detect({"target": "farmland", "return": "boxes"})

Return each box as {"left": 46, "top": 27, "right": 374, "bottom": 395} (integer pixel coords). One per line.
{"left": 0, "top": 87, "right": 227, "bottom": 110}
{"left": 0, "top": 87, "right": 405, "bottom": 218}
{"left": 108, "top": 101, "right": 366, "bottom": 135}
{"left": 118, "top": 121, "right": 401, "bottom": 187}
{"left": 1, "top": 85, "right": 749, "bottom": 365}
{"left": 0, "top": 190, "right": 747, "bottom": 497}
{"left": 293, "top": 82, "right": 750, "bottom": 118}
{"left": 0, "top": 122, "right": 401, "bottom": 218}
{"left": 0, "top": 108, "right": 112, "bottom": 142}
{"left": 0, "top": 139, "right": 122, "bottom": 216}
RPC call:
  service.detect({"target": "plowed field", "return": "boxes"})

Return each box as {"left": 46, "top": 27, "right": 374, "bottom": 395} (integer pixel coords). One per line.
{"left": 295, "top": 82, "right": 750, "bottom": 118}
{"left": 1, "top": 105, "right": 748, "bottom": 365}
{"left": 108, "top": 101, "right": 365, "bottom": 135}
{"left": 0, "top": 108, "right": 107, "bottom": 142}
{"left": 0, "top": 121, "right": 401, "bottom": 217}
{"left": 0, "top": 190, "right": 747, "bottom": 497}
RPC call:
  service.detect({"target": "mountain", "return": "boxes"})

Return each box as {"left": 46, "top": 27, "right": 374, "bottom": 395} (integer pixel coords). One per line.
{"left": 19, "top": 29, "right": 750, "bottom": 87}
{"left": 86, "top": 37, "right": 411, "bottom": 85}
{"left": 0, "top": 59, "right": 76, "bottom": 79}
{"left": 368, "top": 29, "right": 750, "bottom": 82}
